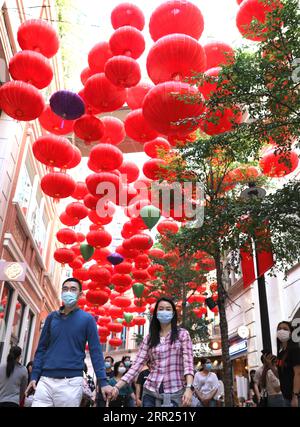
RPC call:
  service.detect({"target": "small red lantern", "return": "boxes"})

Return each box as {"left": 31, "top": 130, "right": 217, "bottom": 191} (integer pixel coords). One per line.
{"left": 105, "top": 56, "right": 141, "bottom": 88}
{"left": 89, "top": 266, "right": 111, "bottom": 285}
{"left": 109, "top": 26, "right": 145, "bottom": 59}
{"left": 41, "top": 172, "right": 76, "bottom": 199}
{"left": 126, "top": 82, "right": 154, "bottom": 110}
{"left": 129, "top": 234, "right": 154, "bottom": 251}
{"left": 99, "top": 116, "right": 126, "bottom": 145}
{"left": 114, "top": 262, "right": 133, "bottom": 274}
{"left": 114, "top": 296, "right": 132, "bottom": 308}
{"left": 72, "top": 182, "right": 89, "bottom": 201}
{"left": 125, "top": 109, "right": 159, "bottom": 143}
{"left": 89, "top": 144, "right": 123, "bottom": 171}
{"left": 109, "top": 337, "right": 123, "bottom": 347}
{"left": 143, "top": 158, "right": 167, "bottom": 180}
{"left": 0, "top": 81, "right": 45, "bottom": 121}
{"left": 144, "top": 137, "right": 170, "bottom": 158}
{"left": 80, "top": 67, "right": 95, "bottom": 85}
{"left": 60, "top": 212, "right": 80, "bottom": 227}
{"left": 17, "top": 19, "right": 59, "bottom": 58}
{"left": 86, "top": 289, "right": 110, "bottom": 306}
{"left": 134, "top": 316, "right": 146, "bottom": 326}
{"left": 111, "top": 3, "right": 145, "bottom": 30}
{"left": 84, "top": 73, "right": 126, "bottom": 113}
{"left": 73, "top": 115, "right": 104, "bottom": 144}
{"left": 107, "top": 322, "right": 124, "bottom": 333}
{"left": 38, "top": 105, "right": 74, "bottom": 135}
{"left": 66, "top": 202, "right": 89, "bottom": 220}
{"left": 157, "top": 220, "right": 179, "bottom": 235}
{"left": 54, "top": 248, "right": 75, "bottom": 265}
{"left": 66, "top": 146, "right": 82, "bottom": 169}
{"left": 199, "top": 106, "right": 243, "bottom": 135}
{"left": 88, "top": 42, "right": 113, "bottom": 73}
{"left": 259, "top": 148, "right": 299, "bottom": 177}
{"left": 203, "top": 41, "right": 235, "bottom": 70}
{"left": 111, "top": 274, "right": 133, "bottom": 287}
{"left": 86, "top": 230, "right": 112, "bottom": 248}
{"left": 56, "top": 228, "right": 77, "bottom": 245}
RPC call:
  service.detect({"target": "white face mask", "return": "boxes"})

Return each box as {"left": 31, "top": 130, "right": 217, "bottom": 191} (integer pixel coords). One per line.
{"left": 277, "top": 329, "right": 290, "bottom": 343}
{"left": 118, "top": 367, "right": 126, "bottom": 374}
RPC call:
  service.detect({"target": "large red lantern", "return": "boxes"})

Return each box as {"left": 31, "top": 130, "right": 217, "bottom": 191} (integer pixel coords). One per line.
{"left": 199, "top": 106, "right": 243, "bottom": 135}
{"left": 41, "top": 172, "right": 76, "bottom": 199}
{"left": 54, "top": 248, "right": 75, "bottom": 265}
{"left": 143, "top": 159, "right": 167, "bottom": 180}
{"left": 73, "top": 115, "right": 104, "bottom": 144}
{"left": 109, "top": 26, "right": 145, "bottom": 59}
{"left": 0, "top": 81, "right": 45, "bottom": 121}
{"left": 32, "top": 135, "right": 74, "bottom": 169}
{"left": 56, "top": 228, "right": 77, "bottom": 245}
{"left": 66, "top": 202, "right": 89, "bottom": 220}
{"left": 144, "top": 137, "right": 170, "bottom": 158}
{"left": 126, "top": 82, "right": 154, "bottom": 110}
{"left": 88, "top": 42, "right": 113, "bottom": 73}
{"left": 125, "top": 109, "right": 159, "bottom": 143}
{"left": 203, "top": 42, "right": 235, "bottom": 70}
{"left": 149, "top": 0, "right": 204, "bottom": 41}
{"left": 111, "top": 3, "right": 145, "bottom": 30}
{"left": 147, "top": 34, "right": 206, "bottom": 84}
{"left": 9, "top": 51, "right": 53, "bottom": 89}
{"left": 86, "top": 230, "right": 112, "bottom": 248}
{"left": 119, "top": 161, "right": 140, "bottom": 184}
{"left": 99, "top": 116, "right": 126, "bottom": 145}
{"left": 259, "top": 149, "right": 299, "bottom": 177}
{"left": 84, "top": 73, "right": 126, "bottom": 113}
{"left": 236, "top": 0, "right": 282, "bottom": 42}
{"left": 72, "top": 182, "right": 89, "bottom": 200}
{"left": 59, "top": 212, "right": 80, "bottom": 226}
{"left": 143, "top": 81, "right": 205, "bottom": 136}
{"left": 104, "top": 56, "right": 141, "bottom": 88}
{"left": 17, "top": 19, "right": 59, "bottom": 58}
{"left": 38, "top": 105, "right": 74, "bottom": 135}
{"left": 86, "top": 172, "right": 121, "bottom": 198}
{"left": 89, "top": 144, "right": 123, "bottom": 171}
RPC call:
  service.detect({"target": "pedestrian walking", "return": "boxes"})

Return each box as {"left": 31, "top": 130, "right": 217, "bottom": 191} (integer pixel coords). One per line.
{"left": 110, "top": 297, "right": 194, "bottom": 407}
{"left": 24, "top": 361, "right": 34, "bottom": 407}
{"left": 25, "top": 277, "right": 113, "bottom": 407}
{"left": 108, "top": 361, "right": 135, "bottom": 407}
{"left": 276, "top": 321, "right": 300, "bottom": 407}
{"left": 193, "top": 358, "right": 219, "bottom": 407}
{"left": 0, "top": 346, "right": 27, "bottom": 407}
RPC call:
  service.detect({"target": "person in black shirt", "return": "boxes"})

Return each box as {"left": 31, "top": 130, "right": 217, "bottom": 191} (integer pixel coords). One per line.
{"left": 276, "top": 321, "right": 300, "bottom": 407}
{"left": 135, "top": 364, "right": 150, "bottom": 407}
{"left": 96, "top": 356, "right": 115, "bottom": 407}
{"left": 249, "top": 369, "right": 260, "bottom": 406}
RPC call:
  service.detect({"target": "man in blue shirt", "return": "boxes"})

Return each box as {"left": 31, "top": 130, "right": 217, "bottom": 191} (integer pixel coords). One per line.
{"left": 25, "top": 278, "right": 113, "bottom": 407}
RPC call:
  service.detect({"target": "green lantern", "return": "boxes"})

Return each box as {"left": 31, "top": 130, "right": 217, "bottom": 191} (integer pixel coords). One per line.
{"left": 132, "top": 283, "right": 145, "bottom": 299}
{"left": 140, "top": 205, "right": 161, "bottom": 230}
{"left": 80, "top": 243, "right": 94, "bottom": 261}
{"left": 123, "top": 312, "right": 133, "bottom": 324}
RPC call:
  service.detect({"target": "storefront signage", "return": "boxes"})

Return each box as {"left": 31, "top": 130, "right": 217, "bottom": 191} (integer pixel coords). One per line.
{"left": 0, "top": 261, "right": 27, "bottom": 282}
{"left": 229, "top": 340, "right": 248, "bottom": 357}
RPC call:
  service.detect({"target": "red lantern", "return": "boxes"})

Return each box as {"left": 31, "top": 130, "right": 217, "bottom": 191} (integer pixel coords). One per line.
{"left": 109, "top": 26, "right": 145, "bottom": 59}
{"left": 114, "top": 262, "right": 133, "bottom": 274}
{"left": 0, "top": 81, "right": 45, "bottom": 121}
{"left": 108, "top": 305, "right": 124, "bottom": 318}
{"left": 86, "top": 172, "right": 121, "bottom": 198}
{"left": 78, "top": 89, "right": 102, "bottom": 116}
{"left": 41, "top": 172, "right": 76, "bottom": 199}
{"left": 76, "top": 233, "right": 85, "bottom": 243}
{"left": 89, "top": 265, "right": 111, "bottom": 285}
{"left": 144, "top": 137, "right": 170, "bottom": 158}
{"left": 80, "top": 67, "right": 95, "bottom": 85}
{"left": 66, "top": 202, "right": 89, "bottom": 220}
{"left": 143, "top": 81, "right": 205, "bottom": 136}
{"left": 17, "top": 19, "right": 59, "bottom": 58}
{"left": 98, "top": 316, "right": 112, "bottom": 326}
{"left": 107, "top": 322, "right": 124, "bottom": 333}
{"left": 9, "top": 50, "right": 53, "bottom": 89}
{"left": 111, "top": 274, "right": 132, "bottom": 287}
{"left": 56, "top": 228, "right": 77, "bottom": 245}
{"left": 93, "top": 248, "right": 111, "bottom": 262}
{"left": 66, "top": 146, "right": 82, "bottom": 169}
{"left": 88, "top": 42, "right": 113, "bottom": 73}
{"left": 86, "top": 289, "right": 110, "bottom": 306}
{"left": 111, "top": 3, "right": 145, "bottom": 30}
{"left": 73, "top": 268, "right": 90, "bottom": 282}
{"left": 132, "top": 269, "right": 150, "bottom": 281}
{"left": 98, "top": 326, "right": 110, "bottom": 337}
{"left": 84, "top": 73, "right": 126, "bottom": 113}
{"left": 69, "top": 257, "right": 83, "bottom": 270}
{"left": 119, "top": 161, "right": 139, "bottom": 184}
{"left": 99, "top": 116, "right": 126, "bottom": 145}
{"left": 60, "top": 212, "right": 80, "bottom": 227}
{"left": 114, "top": 296, "right": 131, "bottom": 308}
{"left": 157, "top": 220, "right": 179, "bottom": 235}
{"left": 73, "top": 115, "right": 104, "bottom": 144}
{"left": 126, "top": 82, "right": 154, "bottom": 110}
{"left": 143, "top": 158, "right": 167, "bottom": 180}
{"left": 109, "top": 337, "right": 123, "bottom": 348}
{"left": 129, "top": 234, "right": 153, "bottom": 251}
{"left": 125, "top": 109, "right": 159, "bottom": 143}
{"left": 32, "top": 135, "right": 74, "bottom": 169}
{"left": 54, "top": 248, "right": 75, "bottom": 265}
{"left": 84, "top": 194, "right": 99, "bottom": 210}
{"left": 203, "top": 42, "right": 235, "bottom": 70}
{"left": 259, "top": 149, "right": 299, "bottom": 177}
{"left": 148, "top": 248, "right": 165, "bottom": 258}
{"left": 134, "top": 316, "right": 146, "bottom": 326}
{"left": 105, "top": 56, "right": 141, "bottom": 88}
{"left": 38, "top": 105, "right": 74, "bottom": 135}
{"left": 88, "top": 210, "right": 114, "bottom": 226}
{"left": 236, "top": 0, "right": 282, "bottom": 42}
{"left": 89, "top": 144, "right": 123, "bottom": 171}
{"left": 72, "top": 182, "right": 89, "bottom": 201}
{"left": 198, "top": 67, "right": 232, "bottom": 101}
{"left": 149, "top": 0, "right": 204, "bottom": 41}
{"left": 147, "top": 34, "right": 206, "bottom": 84}
{"left": 199, "top": 106, "right": 243, "bottom": 135}
{"left": 87, "top": 230, "right": 112, "bottom": 248}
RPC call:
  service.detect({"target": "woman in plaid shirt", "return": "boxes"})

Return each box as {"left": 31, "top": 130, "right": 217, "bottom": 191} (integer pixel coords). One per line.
{"left": 111, "top": 297, "right": 194, "bottom": 407}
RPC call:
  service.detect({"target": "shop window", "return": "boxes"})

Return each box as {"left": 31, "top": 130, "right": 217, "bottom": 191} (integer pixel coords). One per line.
{"left": 22, "top": 310, "right": 34, "bottom": 364}
{"left": 0, "top": 282, "right": 14, "bottom": 360}
{"left": 14, "top": 156, "right": 35, "bottom": 216}
{"left": 10, "top": 297, "right": 25, "bottom": 345}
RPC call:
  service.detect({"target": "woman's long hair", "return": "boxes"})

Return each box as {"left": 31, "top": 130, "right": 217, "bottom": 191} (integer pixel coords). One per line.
{"left": 148, "top": 297, "right": 178, "bottom": 348}
{"left": 6, "top": 346, "right": 22, "bottom": 378}
{"left": 276, "top": 321, "right": 296, "bottom": 366}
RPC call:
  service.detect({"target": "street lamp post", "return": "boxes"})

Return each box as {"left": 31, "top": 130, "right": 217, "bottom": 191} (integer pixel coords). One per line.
{"left": 241, "top": 182, "right": 273, "bottom": 352}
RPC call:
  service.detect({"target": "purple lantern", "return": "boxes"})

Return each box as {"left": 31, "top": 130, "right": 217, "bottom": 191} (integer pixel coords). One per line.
{"left": 50, "top": 90, "right": 85, "bottom": 120}
{"left": 107, "top": 252, "right": 124, "bottom": 265}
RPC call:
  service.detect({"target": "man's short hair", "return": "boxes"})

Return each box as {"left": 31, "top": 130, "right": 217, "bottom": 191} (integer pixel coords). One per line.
{"left": 62, "top": 277, "right": 82, "bottom": 292}
{"left": 105, "top": 356, "right": 114, "bottom": 364}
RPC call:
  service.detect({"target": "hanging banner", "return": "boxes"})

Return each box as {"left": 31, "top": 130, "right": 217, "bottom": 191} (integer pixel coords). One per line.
{"left": 240, "top": 241, "right": 256, "bottom": 288}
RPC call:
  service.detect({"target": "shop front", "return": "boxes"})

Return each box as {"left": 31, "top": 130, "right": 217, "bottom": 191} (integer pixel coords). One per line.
{"left": 229, "top": 337, "right": 249, "bottom": 402}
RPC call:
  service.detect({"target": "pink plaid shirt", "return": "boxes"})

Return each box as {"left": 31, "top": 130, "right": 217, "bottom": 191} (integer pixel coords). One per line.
{"left": 121, "top": 328, "right": 194, "bottom": 393}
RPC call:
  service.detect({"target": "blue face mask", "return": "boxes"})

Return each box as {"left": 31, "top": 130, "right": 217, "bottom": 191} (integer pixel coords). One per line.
{"left": 124, "top": 361, "right": 131, "bottom": 367}
{"left": 157, "top": 310, "right": 174, "bottom": 324}
{"left": 105, "top": 362, "right": 111, "bottom": 369}
{"left": 205, "top": 363, "right": 212, "bottom": 371}
{"left": 61, "top": 291, "right": 78, "bottom": 307}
